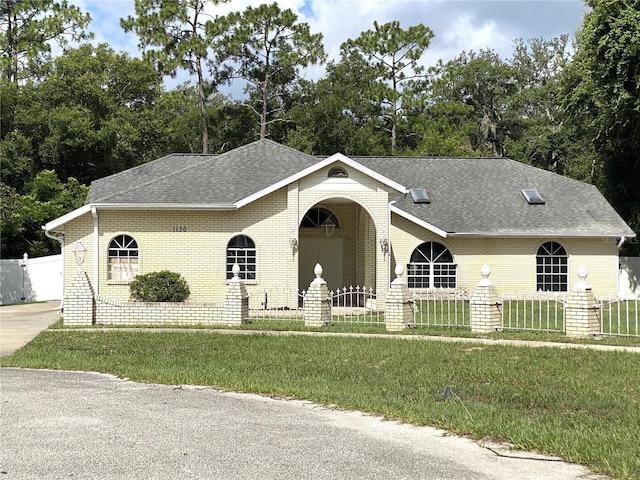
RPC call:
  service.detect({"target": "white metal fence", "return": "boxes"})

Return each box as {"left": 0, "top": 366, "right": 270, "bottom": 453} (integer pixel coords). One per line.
{"left": 248, "top": 287, "right": 305, "bottom": 322}
{"left": 411, "top": 289, "right": 470, "bottom": 328}
{"left": 499, "top": 291, "right": 566, "bottom": 332}
{"left": 598, "top": 296, "right": 640, "bottom": 337}
{"left": 246, "top": 286, "right": 640, "bottom": 338}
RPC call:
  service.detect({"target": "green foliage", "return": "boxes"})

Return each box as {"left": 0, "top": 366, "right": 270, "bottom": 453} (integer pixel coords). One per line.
{"left": 121, "top": 0, "right": 230, "bottom": 153}
{"left": 129, "top": 270, "right": 190, "bottom": 303}
{"left": 1, "top": 170, "right": 88, "bottom": 257}
{"left": 431, "top": 49, "right": 518, "bottom": 157}
{"left": 214, "top": 2, "right": 326, "bottom": 139}
{"left": 0, "top": 0, "right": 92, "bottom": 83}
{"left": 564, "top": 0, "right": 640, "bottom": 254}
{"left": 286, "top": 56, "right": 388, "bottom": 155}
{"left": 341, "top": 21, "right": 434, "bottom": 152}
{"left": 6, "top": 43, "right": 165, "bottom": 186}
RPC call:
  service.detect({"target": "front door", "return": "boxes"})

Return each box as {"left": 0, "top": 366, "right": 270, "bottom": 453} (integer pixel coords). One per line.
{"left": 299, "top": 238, "right": 343, "bottom": 292}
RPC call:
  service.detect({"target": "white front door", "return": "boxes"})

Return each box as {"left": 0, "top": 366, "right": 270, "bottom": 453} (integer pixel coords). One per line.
{"left": 299, "top": 238, "right": 343, "bottom": 292}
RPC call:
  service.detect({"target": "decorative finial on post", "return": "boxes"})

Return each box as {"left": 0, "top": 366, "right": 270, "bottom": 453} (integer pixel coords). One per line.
{"left": 391, "top": 264, "right": 406, "bottom": 285}
{"left": 231, "top": 262, "right": 241, "bottom": 281}
{"left": 577, "top": 264, "right": 587, "bottom": 282}
{"left": 312, "top": 263, "right": 326, "bottom": 285}
{"left": 478, "top": 264, "right": 492, "bottom": 286}
{"left": 575, "top": 264, "right": 591, "bottom": 290}
{"left": 395, "top": 264, "right": 403, "bottom": 279}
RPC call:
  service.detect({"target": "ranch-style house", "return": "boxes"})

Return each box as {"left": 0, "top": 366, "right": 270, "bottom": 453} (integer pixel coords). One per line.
{"left": 45, "top": 139, "right": 635, "bottom": 313}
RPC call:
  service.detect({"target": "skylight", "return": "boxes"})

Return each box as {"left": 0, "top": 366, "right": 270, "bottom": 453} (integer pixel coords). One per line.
{"left": 521, "top": 189, "right": 545, "bottom": 205}
{"left": 410, "top": 188, "right": 430, "bottom": 204}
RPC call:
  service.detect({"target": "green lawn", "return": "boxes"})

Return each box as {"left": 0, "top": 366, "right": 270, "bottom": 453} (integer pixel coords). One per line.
{"left": 1, "top": 329, "right": 639, "bottom": 479}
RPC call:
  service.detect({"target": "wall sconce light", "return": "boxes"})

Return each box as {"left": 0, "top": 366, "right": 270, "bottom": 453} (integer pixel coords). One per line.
{"left": 72, "top": 241, "right": 87, "bottom": 273}
{"left": 379, "top": 237, "right": 389, "bottom": 254}
{"left": 289, "top": 235, "right": 298, "bottom": 253}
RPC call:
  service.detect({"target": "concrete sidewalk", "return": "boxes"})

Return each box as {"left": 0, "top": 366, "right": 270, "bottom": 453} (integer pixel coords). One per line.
{"left": 0, "top": 301, "right": 60, "bottom": 357}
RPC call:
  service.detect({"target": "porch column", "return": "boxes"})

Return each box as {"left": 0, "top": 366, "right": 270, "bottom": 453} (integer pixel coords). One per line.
{"left": 565, "top": 265, "right": 599, "bottom": 337}
{"left": 304, "top": 264, "right": 331, "bottom": 327}
{"left": 385, "top": 265, "right": 413, "bottom": 332}
{"left": 470, "top": 265, "right": 502, "bottom": 333}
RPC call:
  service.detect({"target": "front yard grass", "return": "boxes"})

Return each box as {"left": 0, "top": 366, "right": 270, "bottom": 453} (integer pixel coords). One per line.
{"left": 1, "top": 329, "right": 639, "bottom": 479}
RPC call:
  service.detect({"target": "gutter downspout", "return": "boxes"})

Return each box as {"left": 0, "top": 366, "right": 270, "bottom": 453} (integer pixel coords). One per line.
{"left": 91, "top": 207, "right": 99, "bottom": 298}
{"left": 43, "top": 227, "right": 65, "bottom": 313}
{"left": 388, "top": 199, "right": 397, "bottom": 288}
{"left": 616, "top": 236, "right": 626, "bottom": 297}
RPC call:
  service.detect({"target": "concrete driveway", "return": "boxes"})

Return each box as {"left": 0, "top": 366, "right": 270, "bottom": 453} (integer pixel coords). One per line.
{"left": 0, "top": 368, "right": 605, "bottom": 480}
{"left": 0, "top": 301, "right": 60, "bottom": 357}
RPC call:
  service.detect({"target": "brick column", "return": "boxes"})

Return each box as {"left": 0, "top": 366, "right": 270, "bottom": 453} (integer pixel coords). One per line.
{"left": 304, "top": 264, "right": 331, "bottom": 327}
{"left": 64, "top": 271, "right": 95, "bottom": 326}
{"left": 470, "top": 264, "right": 502, "bottom": 333}
{"left": 385, "top": 264, "right": 413, "bottom": 332}
{"left": 224, "top": 264, "right": 249, "bottom": 326}
{"left": 565, "top": 265, "right": 599, "bottom": 338}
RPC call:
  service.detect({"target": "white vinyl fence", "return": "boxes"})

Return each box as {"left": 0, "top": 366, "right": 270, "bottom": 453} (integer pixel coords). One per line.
{"left": 0, "top": 254, "right": 63, "bottom": 305}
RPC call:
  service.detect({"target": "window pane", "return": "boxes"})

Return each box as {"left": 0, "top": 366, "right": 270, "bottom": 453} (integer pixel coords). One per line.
{"left": 536, "top": 242, "right": 567, "bottom": 292}
{"left": 108, "top": 235, "right": 138, "bottom": 281}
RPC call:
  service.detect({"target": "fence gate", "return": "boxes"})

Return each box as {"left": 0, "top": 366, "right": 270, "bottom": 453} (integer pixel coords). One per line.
{"left": 330, "top": 286, "right": 383, "bottom": 325}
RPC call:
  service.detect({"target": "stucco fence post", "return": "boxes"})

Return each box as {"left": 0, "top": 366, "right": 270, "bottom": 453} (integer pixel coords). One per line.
{"left": 470, "top": 265, "right": 502, "bottom": 333}
{"left": 64, "top": 271, "right": 95, "bottom": 326}
{"left": 564, "top": 265, "right": 600, "bottom": 337}
{"left": 304, "top": 263, "right": 332, "bottom": 327}
{"left": 384, "top": 264, "right": 414, "bottom": 332}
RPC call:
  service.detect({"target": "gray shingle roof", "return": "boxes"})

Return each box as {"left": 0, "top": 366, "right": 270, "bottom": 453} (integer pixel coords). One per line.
{"left": 86, "top": 140, "right": 318, "bottom": 205}
{"left": 354, "top": 156, "right": 634, "bottom": 236}
{"left": 85, "top": 139, "right": 634, "bottom": 237}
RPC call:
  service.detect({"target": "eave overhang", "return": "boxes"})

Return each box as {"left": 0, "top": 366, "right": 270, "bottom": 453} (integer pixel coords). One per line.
{"left": 390, "top": 205, "right": 448, "bottom": 238}
{"left": 43, "top": 203, "right": 237, "bottom": 233}
{"left": 447, "top": 232, "right": 636, "bottom": 238}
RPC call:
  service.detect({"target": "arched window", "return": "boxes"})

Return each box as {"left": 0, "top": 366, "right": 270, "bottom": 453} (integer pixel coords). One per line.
{"left": 227, "top": 235, "right": 256, "bottom": 280}
{"left": 108, "top": 234, "right": 139, "bottom": 281}
{"left": 536, "top": 241, "right": 568, "bottom": 292}
{"left": 301, "top": 207, "right": 339, "bottom": 236}
{"left": 407, "top": 242, "right": 456, "bottom": 289}
{"left": 300, "top": 207, "right": 339, "bottom": 229}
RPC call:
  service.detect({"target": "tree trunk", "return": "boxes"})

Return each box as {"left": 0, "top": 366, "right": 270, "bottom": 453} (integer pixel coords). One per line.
{"left": 196, "top": 57, "right": 209, "bottom": 154}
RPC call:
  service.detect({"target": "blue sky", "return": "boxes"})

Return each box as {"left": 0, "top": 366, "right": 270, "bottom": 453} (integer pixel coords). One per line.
{"left": 69, "top": 0, "right": 588, "bottom": 90}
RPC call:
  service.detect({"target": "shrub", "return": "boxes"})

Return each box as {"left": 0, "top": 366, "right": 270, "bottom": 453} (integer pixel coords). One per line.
{"left": 129, "top": 270, "right": 190, "bottom": 302}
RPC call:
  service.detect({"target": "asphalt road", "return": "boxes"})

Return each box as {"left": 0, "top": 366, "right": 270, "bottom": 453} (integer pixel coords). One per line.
{"left": 0, "top": 368, "right": 605, "bottom": 480}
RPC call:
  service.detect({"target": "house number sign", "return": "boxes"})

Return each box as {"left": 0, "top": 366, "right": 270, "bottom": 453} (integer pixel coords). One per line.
{"left": 172, "top": 226, "right": 187, "bottom": 232}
